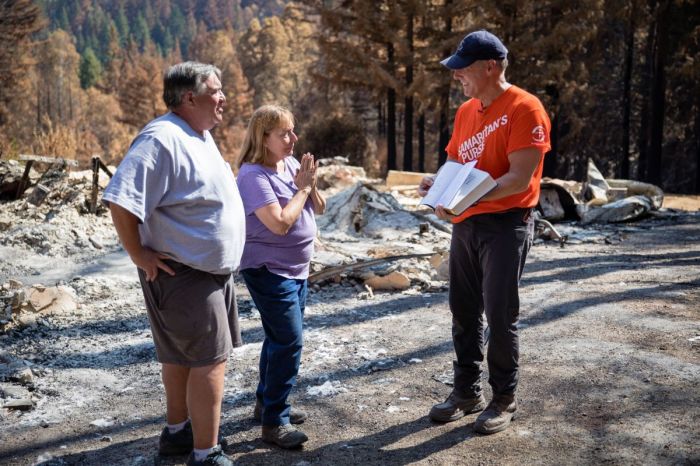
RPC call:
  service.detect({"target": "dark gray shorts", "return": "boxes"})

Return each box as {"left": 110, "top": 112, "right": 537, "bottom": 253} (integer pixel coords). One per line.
{"left": 138, "top": 260, "right": 242, "bottom": 367}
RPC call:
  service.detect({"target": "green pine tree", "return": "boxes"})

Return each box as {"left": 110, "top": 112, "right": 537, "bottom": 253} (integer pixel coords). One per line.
{"left": 115, "top": 6, "right": 129, "bottom": 45}
{"left": 79, "top": 47, "right": 102, "bottom": 89}
{"left": 133, "top": 13, "right": 150, "bottom": 49}
{"left": 56, "top": 6, "right": 70, "bottom": 32}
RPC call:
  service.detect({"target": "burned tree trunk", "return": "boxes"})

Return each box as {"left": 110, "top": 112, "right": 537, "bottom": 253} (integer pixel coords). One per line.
{"left": 418, "top": 113, "right": 425, "bottom": 172}
{"left": 620, "top": 1, "right": 636, "bottom": 179}
{"left": 403, "top": 13, "right": 414, "bottom": 172}
{"left": 646, "top": 0, "right": 670, "bottom": 187}
{"left": 387, "top": 43, "right": 397, "bottom": 172}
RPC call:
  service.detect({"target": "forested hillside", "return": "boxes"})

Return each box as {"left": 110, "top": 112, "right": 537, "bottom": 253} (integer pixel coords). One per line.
{"left": 36, "top": 0, "right": 285, "bottom": 61}
{"left": 0, "top": 0, "right": 698, "bottom": 193}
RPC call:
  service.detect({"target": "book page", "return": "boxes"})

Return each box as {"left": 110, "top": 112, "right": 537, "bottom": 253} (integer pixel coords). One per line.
{"left": 420, "top": 160, "right": 475, "bottom": 209}
{"left": 446, "top": 168, "right": 497, "bottom": 215}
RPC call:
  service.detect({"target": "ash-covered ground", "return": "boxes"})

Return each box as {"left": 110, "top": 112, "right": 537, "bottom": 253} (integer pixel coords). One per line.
{"left": 1, "top": 162, "right": 698, "bottom": 465}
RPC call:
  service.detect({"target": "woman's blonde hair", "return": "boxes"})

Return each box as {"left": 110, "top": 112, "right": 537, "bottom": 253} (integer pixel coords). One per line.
{"left": 238, "top": 104, "right": 295, "bottom": 166}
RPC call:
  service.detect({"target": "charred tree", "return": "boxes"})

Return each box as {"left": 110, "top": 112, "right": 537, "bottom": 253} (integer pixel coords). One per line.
{"left": 620, "top": 1, "right": 636, "bottom": 179}
{"left": 403, "top": 12, "right": 414, "bottom": 172}
{"left": 437, "top": 1, "right": 452, "bottom": 168}
{"left": 418, "top": 112, "right": 425, "bottom": 172}
{"left": 646, "top": 0, "right": 670, "bottom": 187}
{"left": 387, "top": 43, "right": 397, "bottom": 171}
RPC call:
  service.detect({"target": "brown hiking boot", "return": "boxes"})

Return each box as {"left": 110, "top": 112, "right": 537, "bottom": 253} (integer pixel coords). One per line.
{"left": 474, "top": 396, "right": 517, "bottom": 434}
{"left": 261, "top": 424, "right": 309, "bottom": 449}
{"left": 253, "top": 399, "right": 307, "bottom": 424}
{"left": 429, "top": 391, "right": 487, "bottom": 422}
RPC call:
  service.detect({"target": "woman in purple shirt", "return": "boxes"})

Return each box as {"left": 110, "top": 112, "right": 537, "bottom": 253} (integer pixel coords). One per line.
{"left": 236, "top": 104, "right": 325, "bottom": 449}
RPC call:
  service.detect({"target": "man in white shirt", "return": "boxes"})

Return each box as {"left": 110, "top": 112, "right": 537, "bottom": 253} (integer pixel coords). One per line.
{"left": 104, "top": 62, "right": 244, "bottom": 466}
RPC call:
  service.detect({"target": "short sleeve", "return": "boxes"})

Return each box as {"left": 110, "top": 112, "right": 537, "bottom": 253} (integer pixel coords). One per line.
{"left": 506, "top": 102, "right": 551, "bottom": 155}
{"left": 102, "top": 135, "right": 171, "bottom": 222}
{"left": 236, "top": 168, "right": 279, "bottom": 215}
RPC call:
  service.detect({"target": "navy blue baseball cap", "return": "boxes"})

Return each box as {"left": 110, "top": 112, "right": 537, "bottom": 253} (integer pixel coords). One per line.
{"left": 440, "top": 30, "right": 508, "bottom": 70}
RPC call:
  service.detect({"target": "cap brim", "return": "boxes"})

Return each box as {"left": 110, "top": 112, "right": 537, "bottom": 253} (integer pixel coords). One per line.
{"left": 440, "top": 54, "right": 476, "bottom": 70}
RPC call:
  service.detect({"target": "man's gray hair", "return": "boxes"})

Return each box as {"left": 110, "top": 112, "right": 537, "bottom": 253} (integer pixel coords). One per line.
{"left": 162, "top": 61, "right": 221, "bottom": 109}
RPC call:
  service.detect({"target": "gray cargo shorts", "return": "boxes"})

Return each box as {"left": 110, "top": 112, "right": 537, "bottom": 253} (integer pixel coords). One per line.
{"left": 138, "top": 260, "right": 242, "bottom": 367}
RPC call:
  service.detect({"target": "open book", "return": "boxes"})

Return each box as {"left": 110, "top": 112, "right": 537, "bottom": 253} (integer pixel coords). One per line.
{"left": 420, "top": 160, "right": 497, "bottom": 215}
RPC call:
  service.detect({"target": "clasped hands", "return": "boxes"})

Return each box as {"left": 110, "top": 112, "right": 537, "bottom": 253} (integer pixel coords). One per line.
{"left": 294, "top": 152, "right": 319, "bottom": 192}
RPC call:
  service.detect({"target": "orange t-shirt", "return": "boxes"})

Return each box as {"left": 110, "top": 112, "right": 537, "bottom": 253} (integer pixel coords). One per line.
{"left": 445, "top": 85, "right": 551, "bottom": 222}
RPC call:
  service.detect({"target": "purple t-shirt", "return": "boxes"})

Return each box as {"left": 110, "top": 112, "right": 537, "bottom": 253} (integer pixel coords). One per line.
{"left": 237, "top": 157, "right": 317, "bottom": 279}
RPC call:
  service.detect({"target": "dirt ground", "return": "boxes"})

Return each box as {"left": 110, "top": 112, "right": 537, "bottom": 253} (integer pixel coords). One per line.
{"left": 663, "top": 194, "right": 700, "bottom": 211}
{"left": 0, "top": 193, "right": 699, "bottom": 465}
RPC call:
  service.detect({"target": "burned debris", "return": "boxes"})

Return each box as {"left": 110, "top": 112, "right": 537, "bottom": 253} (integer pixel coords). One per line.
{"left": 0, "top": 154, "right": 689, "bottom": 357}
{"left": 0, "top": 155, "right": 681, "bottom": 310}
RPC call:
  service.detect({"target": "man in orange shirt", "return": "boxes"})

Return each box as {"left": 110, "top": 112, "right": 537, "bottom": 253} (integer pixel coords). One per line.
{"left": 419, "top": 30, "right": 551, "bottom": 434}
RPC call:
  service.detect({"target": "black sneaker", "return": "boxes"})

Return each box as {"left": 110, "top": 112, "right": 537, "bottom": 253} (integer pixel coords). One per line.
{"left": 159, "top": 421, "right": 193, "bottom": 456}
{"left": 185, "top": 445, "right": 234, "bottom": 466}
{"left": 158, "top": 421, "right": 228, "bottom": 456}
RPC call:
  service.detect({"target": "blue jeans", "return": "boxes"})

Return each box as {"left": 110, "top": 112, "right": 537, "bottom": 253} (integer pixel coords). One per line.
{"left": 240, "top": 266, "right": 307, "bottom": 426}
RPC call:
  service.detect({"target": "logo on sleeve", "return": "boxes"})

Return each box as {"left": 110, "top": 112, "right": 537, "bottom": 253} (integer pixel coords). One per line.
{"left": 532, "top": 125, "right": 546, "bottom": 143}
